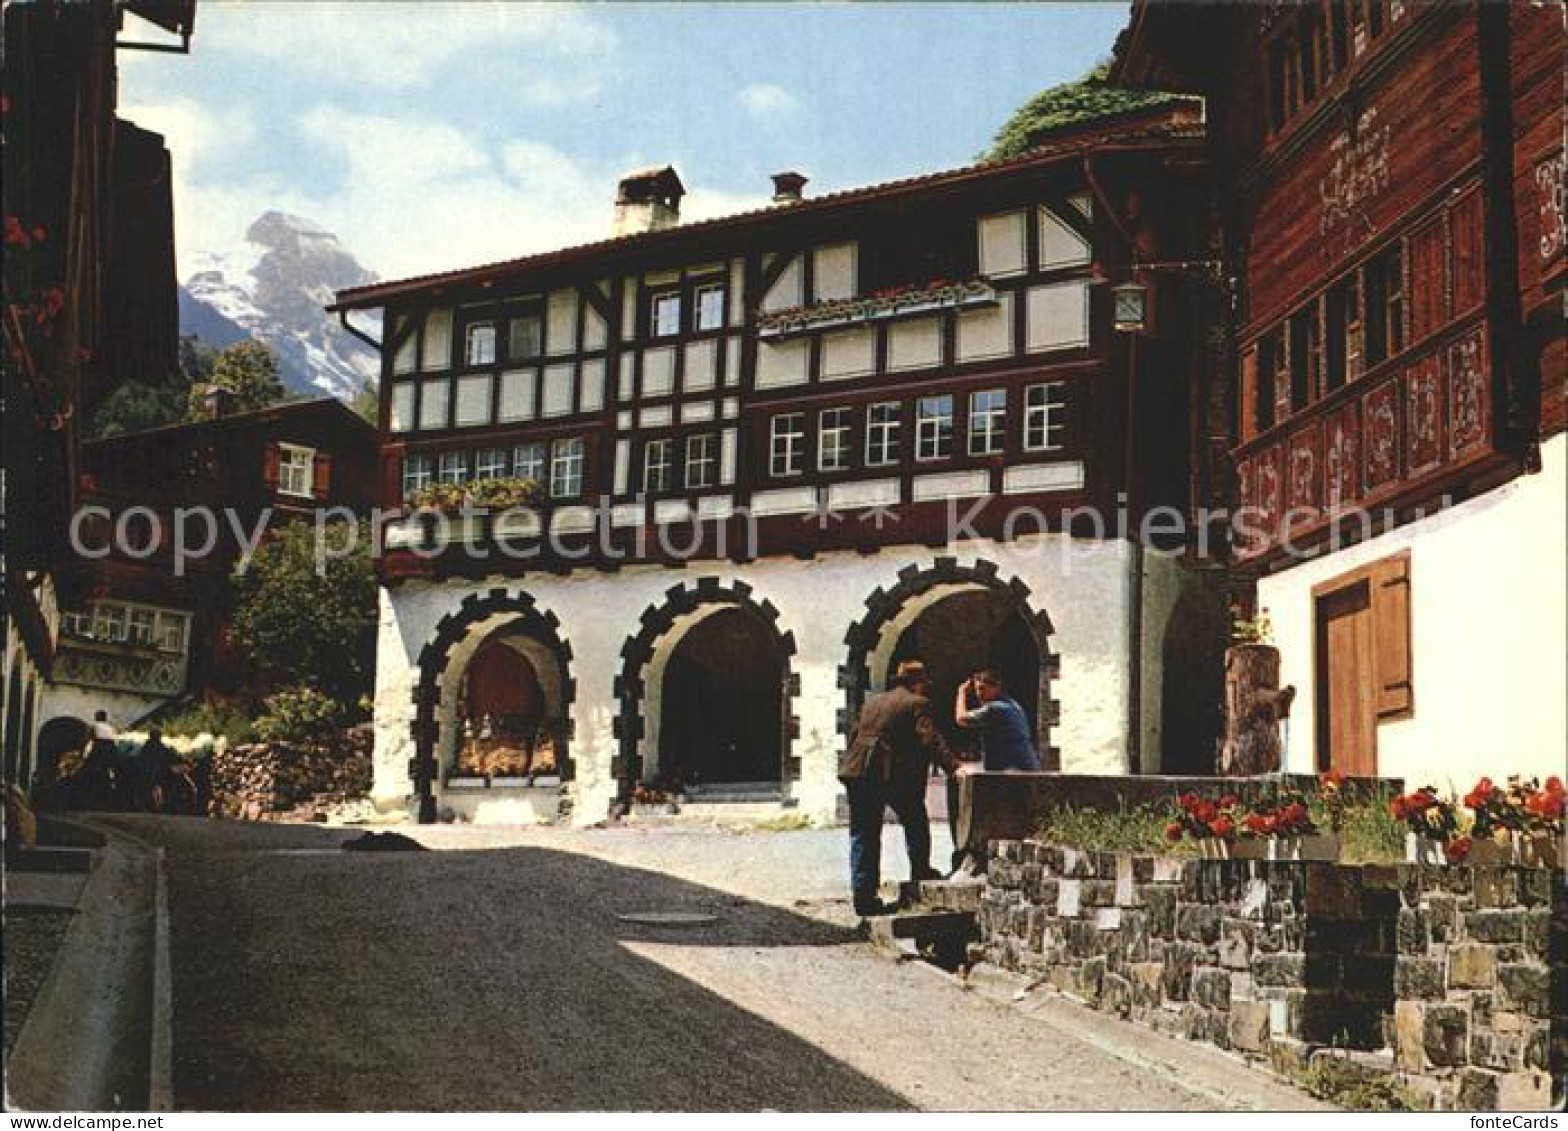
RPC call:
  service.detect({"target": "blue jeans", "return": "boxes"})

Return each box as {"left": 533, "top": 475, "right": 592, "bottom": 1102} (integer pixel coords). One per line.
{"left": 845, "top": 777, "right": 931, "bottom": 905}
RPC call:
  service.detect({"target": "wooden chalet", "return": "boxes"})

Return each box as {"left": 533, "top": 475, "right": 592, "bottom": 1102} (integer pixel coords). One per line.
{"left": 331, "top": 101, "right": 1232, "bottom": 824}
{"left": 1114, "top": 0, "right": 1566, "bottom": 786}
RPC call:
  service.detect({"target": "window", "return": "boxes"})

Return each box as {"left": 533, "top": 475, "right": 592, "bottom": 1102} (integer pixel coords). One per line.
{"left": 278, "top": 444, "right": 315, "bottom": 498}
{"left": 513, "top": 443, "right": 546, "bottom": 484}
{"left": 128, "top": 607, "right": 157, "bottom": 647}
{"left": 968, "top": 389, "right": 1007, "bottom": 456}
{"left": 695, "top": 283, "right": 726, "bottom": 332}
{"left": 550, "top": 438, "right": 585, "bottom": 498}
{"left": 93, "top": 604, "right": 125, "bottom": 643}
{"left": 685, "top": 434, "right": 718, "bottom": 489}
{"left": 402, "top": 454, "right": 433, "bottom": 499}
{"left": 866, "top": 402, "right": 901, "bottom": 467}
{"left": 819, "top": 407, "right": 852, "bottom": 472}
{"left": 465, "top": 322, "right": 497, "bottom": 366}
{"left": 389, "top": 383, "right": 416, "bottom": 432}
{"left": 1025, "top": 383, "right": 1066, "bottom": 451}
{"left": 475, "top": 447, "right": 508, "bottom": 480}
{"left": 437, "top": 451, "right": 469, "bottom": 486}
{"left": 509, "top": 312, "right": 543, "bottom": 360}
{"left": 651, "top": 292, "right": 682, "bottom": 338}
{"left": 770, "top": 413, "right": 805, "bottom": 477}
{"left": 643, "top": 438, "right": 675, "bottom": 493}
{"left": 1255, "top": 331, "right": 1281, "bottom": 433}
{"left": 1365, "top": 247, "right": 1405, "bottom": 365}
{"left": 1326, "top": 276, "right": 1362, "bottom": 391}
{"left": 156, "top": 612, "right": 186, "bottom": 653}
{"left": 1289, "top": 306, "right": 1322, "bottom": 411}
{"left": 916, "top": 395, "right": 953, "bottom": 461}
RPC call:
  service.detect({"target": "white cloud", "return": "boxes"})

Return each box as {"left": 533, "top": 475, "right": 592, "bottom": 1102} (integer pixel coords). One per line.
{"left": 738, "top": 83, "right": 800, "bottom": 118}
{"left": 198, "top": 2, "right": 616, "bottom": 95}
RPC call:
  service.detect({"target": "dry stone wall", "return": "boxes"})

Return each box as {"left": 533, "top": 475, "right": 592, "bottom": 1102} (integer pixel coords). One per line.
{"left": 979, "top": 840, "right": 1564, "bottom": 1110}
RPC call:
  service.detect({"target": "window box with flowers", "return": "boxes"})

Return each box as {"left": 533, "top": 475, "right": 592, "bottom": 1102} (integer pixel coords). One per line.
{"left": 1389, "top": 787, "right": 1465, "bottom": 865}
{"left": 1239, "top": 782, "right": 1340, "bottom": 861}
{"left": 1461, "top": 775, "right": 1565, "bottom": 868}
{"left": 406, "top": 477, "right": 548, "bottom": 546}
{"left": 1165, "top": 791, "right": 1240, "bottom": 859}
{"left": 756, "top": 278, "right": 998, "bottom": 340}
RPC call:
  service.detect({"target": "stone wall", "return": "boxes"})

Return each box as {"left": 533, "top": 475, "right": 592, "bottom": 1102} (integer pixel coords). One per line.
{"left": 978, "top": 840, "right": 1564, "bottom": 1111}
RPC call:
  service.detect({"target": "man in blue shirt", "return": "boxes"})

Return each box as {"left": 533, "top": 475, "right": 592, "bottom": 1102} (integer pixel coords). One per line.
{"left": 954, "top": 669, "right": 1040, "bottom": 772}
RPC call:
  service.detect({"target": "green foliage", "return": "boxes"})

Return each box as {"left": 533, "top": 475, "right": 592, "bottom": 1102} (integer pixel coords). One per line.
{"left": 179, "top": 335, "right": 219, "bottom": 385}
{"left": 254, "top": 686, "right": 345, "bottom": 745}
{"left": 1338, "top": 797, "right": 1407, "bottom": 864}
{"left": 1037, "top": 802, "right": 1197, "bottom": 856}
{"left": 159, "top": 700, "right": 257, "bottom": 747}
{"left": 188, "top": 339, "right": 286, "bottom": 418}
{"left": 92, "top": 379, "right": 190, "bottom": 438}
{"left": 408, "top": 477, "right": 546, "bottom": 511}
{"left": 1300, "top": 1054, "right": 1422, "bottom": 1111}
{"left": 349, "top": 381, "right": 379, "bottom": 425}
{"left": 981, "top": 62, "right": 1193, "bottom": 162}
{"left": 229, "top": 519, "right": 377, "bottom": 705}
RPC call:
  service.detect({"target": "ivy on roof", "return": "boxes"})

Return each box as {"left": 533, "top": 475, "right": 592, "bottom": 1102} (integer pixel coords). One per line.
{"left": 981, "top": 63, "right": 1193, "bottom": 162}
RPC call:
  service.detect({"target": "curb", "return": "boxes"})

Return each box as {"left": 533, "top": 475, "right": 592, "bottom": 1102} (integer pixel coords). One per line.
{"left": 4, "top": 817, "right": 171, "bottom": 1112}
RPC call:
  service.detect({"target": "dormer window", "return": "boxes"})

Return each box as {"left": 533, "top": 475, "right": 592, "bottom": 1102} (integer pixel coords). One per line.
{"left": 651, "top": 292, "right": 682, "bottom": 338}
{"left": 465, "top": 322, "right": 497, "bottom": 366}
{"left": 695, "top": 283, "right": 726, "bottom": 332}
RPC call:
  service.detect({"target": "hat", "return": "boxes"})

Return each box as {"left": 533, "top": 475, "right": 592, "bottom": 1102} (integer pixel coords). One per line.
{"left": 893, "top": 660, "right": 928, "bottom": 686}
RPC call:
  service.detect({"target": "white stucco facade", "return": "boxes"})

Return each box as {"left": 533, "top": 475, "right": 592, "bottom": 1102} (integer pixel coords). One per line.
{"left": 372, "top": 532, "right": 1198, "bottom": 825}
{"left": 1261, "top": 432, "right": 1567, "bottom": 790}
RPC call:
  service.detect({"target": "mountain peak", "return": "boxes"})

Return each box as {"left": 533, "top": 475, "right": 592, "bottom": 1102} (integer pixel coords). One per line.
{"left": 180, "top": 213, "right": 382, "bottom": 400}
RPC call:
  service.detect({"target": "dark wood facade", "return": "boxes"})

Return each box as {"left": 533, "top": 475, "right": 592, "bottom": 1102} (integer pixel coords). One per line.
{"left": 1114, "top": 1, "right": 1566, "bottom": 570}
{"left": 332, "top": 107, "right": 1217, "bottom": 582}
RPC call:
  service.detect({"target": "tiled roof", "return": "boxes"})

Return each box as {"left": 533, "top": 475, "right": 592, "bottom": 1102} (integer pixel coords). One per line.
{"left": 329, "top": 108, "right": 1203, "bottom": 312}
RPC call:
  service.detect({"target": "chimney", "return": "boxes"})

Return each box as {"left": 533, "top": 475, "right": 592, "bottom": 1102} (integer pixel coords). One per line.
{"left": 771, "top": 171, "right": 808, "bottom": 205}
{"left": 611, "top": 166, "right": 686, "bottom": 237}
{"left": 202, "top": 384, "right": 237, "bottom": 419}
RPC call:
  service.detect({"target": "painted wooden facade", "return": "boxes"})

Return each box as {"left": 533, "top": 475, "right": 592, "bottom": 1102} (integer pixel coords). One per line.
{"left": 332, "top": 105, "right": 1214, "bottom": 581}
{"left": 1114, "top": 1, "right": 1566, "bottom": 785}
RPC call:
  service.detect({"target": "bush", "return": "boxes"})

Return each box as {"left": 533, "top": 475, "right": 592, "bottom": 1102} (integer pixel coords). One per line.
{"left": 160, "top": 701, "right": 256, "bottom": 746}
{"left": 254, "top": 687, "right": 345, "bottom": 745}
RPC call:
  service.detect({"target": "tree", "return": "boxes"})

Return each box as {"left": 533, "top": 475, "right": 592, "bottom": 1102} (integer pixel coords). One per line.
{"left": 349, "top": 380, "right": 379, "bottom": 425}
{"left": 980, "top": 62, "right": 1191, "bottom": 163}
{"left": 188, "top": 339, "right": 286, "bottom": 418}
{"left": 229, "top": 519, "right": 377, "bottom": 708}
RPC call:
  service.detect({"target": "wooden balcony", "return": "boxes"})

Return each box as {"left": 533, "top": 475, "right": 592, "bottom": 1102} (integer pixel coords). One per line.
{"left": 1232, "top": 317, "right": 1499, "bottom": 563}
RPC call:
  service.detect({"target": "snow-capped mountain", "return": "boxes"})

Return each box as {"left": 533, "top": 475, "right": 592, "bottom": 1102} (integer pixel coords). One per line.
{"left": 179, "top": 212, "right": 381, "bottom": 400}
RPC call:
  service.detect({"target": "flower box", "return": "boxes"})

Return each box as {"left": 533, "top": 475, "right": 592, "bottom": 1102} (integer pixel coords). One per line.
{"left": 1465, "top": 836, "right": 1514, "bottom": 867}
{"left": 1196, "top": 838, "right": 1235, "bottom": 860}
{"left": 757, "top": 279, "right": 998, "bottom": 339}
{"left": 1518, "top": 831, "right": 1565, "bottom": 870}
{"left": 1262, "top": 833, "right": 1340, "bottom": 862}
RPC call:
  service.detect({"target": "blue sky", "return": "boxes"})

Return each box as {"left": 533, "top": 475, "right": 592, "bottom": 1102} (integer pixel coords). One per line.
{"left": 121, "top": 2, "right": 1131, "bottom": 281}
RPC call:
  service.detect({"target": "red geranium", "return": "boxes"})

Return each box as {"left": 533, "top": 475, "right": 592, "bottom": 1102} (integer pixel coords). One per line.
{"left": 1444, "top": 836, "right": 1473, "bottom": 864}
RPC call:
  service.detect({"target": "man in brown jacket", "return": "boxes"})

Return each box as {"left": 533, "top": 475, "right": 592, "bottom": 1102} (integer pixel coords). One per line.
{"left": 839, "top": 660, "right": 963, "bottom": 916}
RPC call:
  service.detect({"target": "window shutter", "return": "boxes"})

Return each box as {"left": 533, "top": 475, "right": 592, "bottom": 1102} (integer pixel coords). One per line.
{"left": 262, "top": 443, "right": 281, "bottom": 489}
{"left": 1371, "top": 553, "right": 1412, "bottom": 717}
{"left": 313, "top": 452, "right": 333, "bottom": 500}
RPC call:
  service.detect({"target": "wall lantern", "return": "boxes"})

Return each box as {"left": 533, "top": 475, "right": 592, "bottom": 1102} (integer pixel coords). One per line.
{"left": 1112, "top": 281, "right": 1149, "bottom": 334}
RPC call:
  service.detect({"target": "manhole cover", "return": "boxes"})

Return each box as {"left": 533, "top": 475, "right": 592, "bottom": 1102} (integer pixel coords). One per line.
{"left": 615, "top": 911, "right": 719, "bottom": 926}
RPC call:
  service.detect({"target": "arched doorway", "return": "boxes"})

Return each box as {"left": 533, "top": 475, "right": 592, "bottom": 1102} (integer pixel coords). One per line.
{"left": 614, "top": 578, "right": 799, "bottom": 801}
{"left": 411, "top": 590, "right": 575, "bottom": 823}
{"left": 450, "top": 636, "right": 557, "bottom": 780}
{"left": 655, "top": 607, "right": 786, "bottom": 790}
{"left": 884, "top": 589, "right": 1042, "bottom": 753}
{"left": 36, "top": 717, "right": 90, "bottom": 790}
{"left": 841, "top": 557, "right": 1059, "bottom": 767}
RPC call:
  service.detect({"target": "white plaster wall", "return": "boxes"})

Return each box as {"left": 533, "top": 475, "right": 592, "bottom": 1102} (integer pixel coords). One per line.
{"left": 1261, "top": 433, "right": 1567, "bottom": 790}
{"left": 373, "top": 532, "right": 1148, "bottom": 824}
{"left": 37, "top": 684, "right": 167, "bottom": 733}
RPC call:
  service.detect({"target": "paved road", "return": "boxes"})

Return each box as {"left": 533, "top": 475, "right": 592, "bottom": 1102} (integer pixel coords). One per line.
{"left": 103, "top": 816, "right": 1313, "bottom": 1112}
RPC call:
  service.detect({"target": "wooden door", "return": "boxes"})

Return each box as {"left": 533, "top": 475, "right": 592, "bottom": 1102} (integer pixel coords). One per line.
{"left": 1316, "top": 581, "right": 1378, "bottom": 776}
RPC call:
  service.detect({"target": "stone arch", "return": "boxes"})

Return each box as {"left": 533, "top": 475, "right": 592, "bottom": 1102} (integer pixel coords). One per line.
{"left": 36, "top": 716, "right": 90, "bottom": 789}
{"left": 410, "top": 588, "right": 576, "bottom": 824}
{"left": 839, "top": 556, "right": 1061, "bottom": 768}
{"left": 612, "top": 577, "right": 800, "bottom": 800}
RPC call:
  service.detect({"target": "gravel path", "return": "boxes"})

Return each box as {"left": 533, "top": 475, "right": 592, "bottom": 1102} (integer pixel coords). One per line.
{"left": 3, "top": 907, "right": 74, "bottom": 1058}
{"left": 103, "top": 815, "right": 1289, "bottom": 1111}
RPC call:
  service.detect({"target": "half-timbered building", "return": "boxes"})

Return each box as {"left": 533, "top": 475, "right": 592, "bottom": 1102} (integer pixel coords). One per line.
{"left": 331, "top": 101, "right": 1231, "bottom": 824}
{"left": 1114, "top": 1, "right": 1566, "bottom": 787}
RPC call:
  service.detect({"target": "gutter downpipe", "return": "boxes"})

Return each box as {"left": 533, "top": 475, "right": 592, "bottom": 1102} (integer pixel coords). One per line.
{"left": 1084, "top": 153, "right": 1144, "bottom": 775}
